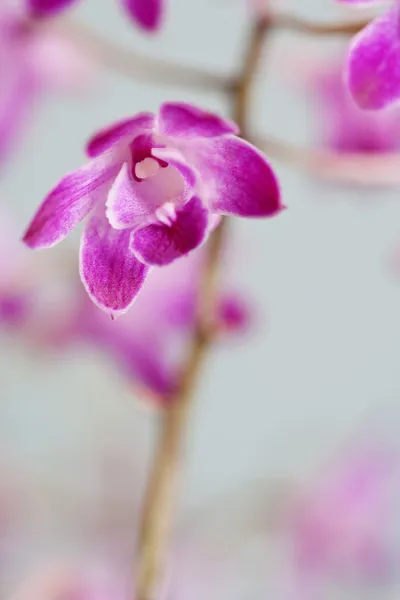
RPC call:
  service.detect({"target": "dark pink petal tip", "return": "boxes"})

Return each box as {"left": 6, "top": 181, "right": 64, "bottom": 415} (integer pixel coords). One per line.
{"left": 131, "top": 196, "right": 208, "bottom": 266}
{"left": 347, "top": 6, "right": 400, "bottom": 110}
{"left": 158, "top": 102, "right": 239, "bottom": 139}
{"left": 121, "top": 0, "right": 164, "bottom": 32}
{"left": 27, "top": 0, "right": 78, "bottom": 18}
{"left": 85, "top": 113, "right": 155, "bottom": 158}
{"left": 23, "top": 160, "right": 117, "bottom": 249}
{"left": 80, "top": 211, "right": 149, "bottom": 315}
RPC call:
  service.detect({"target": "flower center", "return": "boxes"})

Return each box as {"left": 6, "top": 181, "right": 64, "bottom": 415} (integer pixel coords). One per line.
{"left": 135, "top": 157, "right": 160, "bottom": 180}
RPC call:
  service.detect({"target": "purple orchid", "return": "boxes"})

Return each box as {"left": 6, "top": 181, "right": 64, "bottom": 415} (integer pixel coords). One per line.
{"left": 339, "top": 0, "right": 400, "bottom": 109}
{"left": 74, "top": 249, "right": 252, "bottom": 402}
{"left": 0, "top": 1, "right": 92, "bottom": 167}
{"left": 23, "top": 102, "right": 281, "bottom": 316}
{"left": 288, "top": 442, "right": 400, "bottom": 586}
{"left": 27, "top": 0, "right": 166, "bottom": 33}
{"left": 309, "top": 55, "right": 400, "bottom": 153}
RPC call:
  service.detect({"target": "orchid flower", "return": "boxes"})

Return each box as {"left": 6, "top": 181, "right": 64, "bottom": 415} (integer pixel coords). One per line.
{"left": 287, "top": 442, "right": 400, "bottom": 587}
{"left": 23, "top": 102, "right": 282, "bottom": 316}
{"left": 339, "top": 0, "right": 400, "bottom": 109}
{"left": 309, "top": 56, "right": 400, "bottom": 153}
{"left": 0, "top": 1, "right": 92, "bottom": 167}
{"left": 74, "top": 248, "right": 253, "bottom": 402}
{"left": 27, "top": 0, "right": 166, "bottom": 33}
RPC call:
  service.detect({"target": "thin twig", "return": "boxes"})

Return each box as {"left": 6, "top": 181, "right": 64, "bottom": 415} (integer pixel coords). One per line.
{"left": 53, "top": 19, "right": 231, "bottom": 92}
{"left": 271, "top": 12, "right": 370, "bottom": 36}
{"left": 134, "top": 17, "right": 271, "bottom": 600}
{"left": 258, "top": 135, "right": 400, "bottom": 186}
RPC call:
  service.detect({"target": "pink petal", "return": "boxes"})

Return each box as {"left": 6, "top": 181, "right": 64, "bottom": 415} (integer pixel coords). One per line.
{"left": 27, "top": 0, "right": 78, "bottom": 17}
{"left": 190, "top": 136, "right": 282, "bottom": 217}
{"left": 131, "top": 196, "right": 208, "bottom": 266}
{"left": 23, "top": 159, "right": 118, "bottom": 249}
{"left": 347, "top": 5, "right": 400, "bottom": 109}
{"left": 80, "top": 210, "right": 149, "bottom": 315}
{"left": 120, "top": 0, "right": 164, "bottom": 32}
{"left": 158, "top": 102, "right": 239, "bottom": 139}
{"left": 0, "top": 67, "right": 34, "bottom": 165}
{"left": 106, "top": 160, "right": 187, "bottom": 230}
{"left": 86, "top": 113, "right": 155, "bottom": 158}
{"left": 106, "top": 162, "right": 159, "bottom": 229}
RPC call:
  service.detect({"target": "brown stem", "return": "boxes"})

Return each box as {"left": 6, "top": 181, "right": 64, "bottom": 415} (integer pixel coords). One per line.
{"left": 258, "top": 135, "right": 400, "bottom": 186}
{"left": 134, "top": 17, "right": 271, "bottom": 600}
{"left": 52, "top": 19, "right": 231, "bottom": 93}
{"left": 272, "top": 12, "right": 370, "bottom": 36}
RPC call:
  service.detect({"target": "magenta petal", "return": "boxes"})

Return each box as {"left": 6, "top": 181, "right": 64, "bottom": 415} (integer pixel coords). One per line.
{"left": 347, "top": 6, "right": 400, "bottom": 109}
{"left": 158, "top": 102, "right": 239, "bottom": 139}
{"left": 120, "top": 0, "right": 164, "bottom": 32}
{"left": 107, "top": 159, "right": 188, "bottom": 230}
{"left": 131, "top": 196, "right": 208, "bottom": 266}
{"left": 191, "top": 136, "right": 281, "bottom": 217}
{"left": 27, "top": 0, "right": 78, "bottom": 17}
{"left": 106, "top": 162, "right": 157, "bottom": 229}
{"left": 80, "top": 211, "right": 149, "bottom": 315}
{"left": 23, "top": 160, "right": 118, "bottom": 249}
{"left": 86, "top": 113, "right": 155, "bottom": 158}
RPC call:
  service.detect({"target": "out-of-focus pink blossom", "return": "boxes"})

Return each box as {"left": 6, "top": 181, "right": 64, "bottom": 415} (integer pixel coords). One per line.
{"left": 0, "top": 2, "right": 92, "bottom": 167}
{"left": 0, "top": 211, "right": 36, "bottom": 328}
{"left": 338, "top": 0, "right": 400, "bottom": 109}
{"left": 28, "top": 0, "right": 167, "bottom": 33}
{"left": 23, "top": 102, "right": 281, "bottom": 315}
{"left": 287, "top": 441, "right": 400, "bottom": 585}
{"left": 309, "top": 56, "right": 400, "bottom": 153}
{"left": 72, "top": 248, "right": 253, "bottom": 402}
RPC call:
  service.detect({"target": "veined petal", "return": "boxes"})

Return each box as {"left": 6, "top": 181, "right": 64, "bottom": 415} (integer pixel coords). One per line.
{"left": 106, "top": 160, "right": 187, "bottom": 230}
{"left": 131, "top": 196, "right": 208, "bottom": 266}
{"left": 80, "top": 211, "right": 149, "bottom": 315}
{"left": 347, "top": 5, "right": 400, "bottom": 109}
{"left": 23, "top": 159, "right": 118, "bottom": 249}
{"left": 120, "top": 0, "right": 164, "bottom": 32}
{"left": 106, "top": 162, "right": 158, "bottom": 229}
{"left": 27, "top": 0, "right": 78, "bottom": 17}
{"left": 189, "top": 136, "right": 281, "bottom": 217}
{"left": 158, "top": 102, "right": 239, "bottom": 139}
{"left": 86, "top": 113, "right": 155, "bottom": 158}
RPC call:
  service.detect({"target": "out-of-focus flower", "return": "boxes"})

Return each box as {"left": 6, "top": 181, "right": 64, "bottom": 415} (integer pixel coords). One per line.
{"left": 309, "top": 56, "right": 400, "bottom": 153}
{"left": 287, "top": 441, "right": 400, "bottom": 587}
{"left": 73, "top": 248, "right": 253, "bottom": 402}
{"left": 0, "top": 211, "right": 36, "bottom": 328}
{"left": 0, "top": 1, "right": 92, "bottom": 167}
{"left": 27, "top": 0, "right": 166, "bottom": 33}
{"left": 339, "top": 0, "right": 400, "bottom": 109}
{"left": 23, "top": 102, "right": 281, "bottom": 316}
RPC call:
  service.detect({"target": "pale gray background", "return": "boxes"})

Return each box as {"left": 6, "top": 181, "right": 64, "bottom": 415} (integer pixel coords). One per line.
{"left": 0, "top": 0, "right": 399, "bottom": 576}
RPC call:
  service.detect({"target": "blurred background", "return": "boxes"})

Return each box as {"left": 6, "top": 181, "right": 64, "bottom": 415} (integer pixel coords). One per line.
{"left": 2, "top": 0, "right": 400, "bottom": 597}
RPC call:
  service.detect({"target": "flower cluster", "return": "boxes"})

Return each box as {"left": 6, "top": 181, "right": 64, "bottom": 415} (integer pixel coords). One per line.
{"left": 23, "top": 102, "right": 281, "bottom": 315}
{"left": 341, "top": 0, "right": 400, "bottom": 109}
{"left": 28, "top": 0, "right": 166, "bottom": 32}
